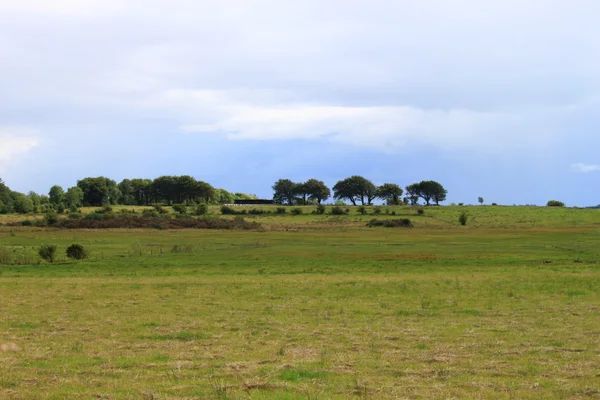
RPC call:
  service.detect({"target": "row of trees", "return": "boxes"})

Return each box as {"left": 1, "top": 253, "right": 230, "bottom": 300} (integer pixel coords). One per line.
{"left": 273, "top": 176, "right": 447, "bottom": 206}
{"left": 1, "top": 175, "right": 448, "bottom": 214}
{"left": 0, "top": 176, "right": 258, "bottom": 214}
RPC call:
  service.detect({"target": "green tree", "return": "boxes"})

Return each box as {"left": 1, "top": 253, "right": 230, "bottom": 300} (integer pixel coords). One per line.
{"left": 77, "top": 177, "right": 120, "bottom": 206}
{"left": 377, "top": 183, "right": 404, "bottom": 205}
{"left": 407, "top": 180, "right": 447, "bottom": 206}
{"left": 272, "top": 179, "right": 299, "bottom": 205}
{"left": 302, "top": 179, "right": 331, "bottom": 204}
{"left": 48, "top": 185, "right": 65, "bottom": 206}
{"left": 118, "top": 179, "right": 137, "bottom": 205}
{"left": 27, "top": 191, "right": 41, "bottom": 212}
{"left": 12, "top": 193, "right": 34, "bottom": 214}
{"left": 333, "top": 176, "right": 377, "bottom": 206}
{"left": 478, "top": 197, "right": 484, "bottom": 205}
{"left": 65, "top": 187, "right": 84, "bottom": 208}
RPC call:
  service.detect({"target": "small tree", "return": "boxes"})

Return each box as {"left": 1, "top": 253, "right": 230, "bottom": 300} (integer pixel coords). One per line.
{"left": 66, "top": 244, "right": 89, "bottom": 260}
{"left": 39, "top": 244, "right": 57, "bottom": 263}
{"left": 458, "top": 212, "right": 468, "bottom": 226}
{"left": 546, "top": 200, "right": 565, "bottom": 207}
{"left": 478, "top": 197, "right": 484, "bottom": 205}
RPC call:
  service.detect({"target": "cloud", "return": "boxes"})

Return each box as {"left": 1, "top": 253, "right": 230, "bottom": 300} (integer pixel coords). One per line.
{"left": 571, "top": 163, "right": 600, "bottom": 173}
{"left": 0, "top": 129, "right": 40, "bottom": 173}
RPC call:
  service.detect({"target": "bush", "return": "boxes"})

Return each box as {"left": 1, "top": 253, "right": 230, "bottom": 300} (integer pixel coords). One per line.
{"left": 291, "top": 207, "right": 303, "bottom": 215}
{"left": 373, "top": 207, "right": 382, "bottom": 215}
{"left": 142, "top": 209, "right": 159, "bottom": 218}
{"left": 20, "top": 219, "right": 34, "bottom": 226}
{"left": 331, "top": 206, "right": 347, "bottom": 215}
{"left": 195, "top": 204, "right": 208, "bottom": 215}
{"left": 547, "top": 200, "right": 565, "bottom": 207}
{"left": 459, "top": 211, "right": 468, "bottom": 226}
{"left": 248, "top": 208, "right": 268, "bottom": 215}
{"left": 44, "top": 211, "right": 59, "bottom": 225}
{"left": 39, "top": 244, "right": 57, "bottom": 263}
{"left": 357, "top": 206, "right": 367, "bottom": 215}
{"left": 68, "top": 211, "right": 82, "bottom": 220}
{"left": 66, "top": 244, "right": 89, "bottom": 260}
{"left": 0, "top": 246, "right": 12, "bottom": 265}
{"left": 367, "top": 219, "right": 413, "bottom": 228}
{"left": 276, "top": 207, "right": 287, "bottom": 214}
{"left": 416, "top": 208, "right": 425, "bottom": 215}
{"left": 97, "top": 205, "right": 113, "bottom": 214}
{"left": 153, "top": 205, "right": 169, "bottom": 214}
{"left": 171, "top": 244, "right": 194, "bottom": 254}
{"left": 221, "top": 205, "right": 237, "bottom": 215}
{"left": 315, "top": 204, "right": 326, "bottom": 214}
{"left": 172, "top": 204, "right": 188, "bottom": 214}
{"left": 492, "top": 203, "right": 498, "bottom": 206}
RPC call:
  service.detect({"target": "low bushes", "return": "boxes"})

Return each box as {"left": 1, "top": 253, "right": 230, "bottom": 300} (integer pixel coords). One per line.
{"left": 14, "top": 214, "right": 261, "bottom": 230}
{"left": 367, "top": 218, "right": 413, "bottom": 228}
{"left": 547, "top": 200, "right": 565, "bottom": 207}
{"left": 66, "top": 244, "right": 89, "bottom": 260}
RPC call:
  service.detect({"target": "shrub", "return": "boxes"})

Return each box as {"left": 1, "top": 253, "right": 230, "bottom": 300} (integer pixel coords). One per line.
{"left": 357, "top": 206, "right": 367, "bottom": 215}
{"left": 492, "top": 203, "right": 498, "bottom": 206}
{"left": 44, "top": 211, "right": 59, "bottom": 225}
{"left": 66, "top": 244, "right": 89, "bottom": 260}
{"left": 373, "top": 207, "right": 382, "bottom": 215}
{"left": 331, "top": 206, "right": 346, "bottom": 215}
{"left": 367, "top": 219, "right": 413, "bottom": 228}
{"left": 153, "top": 205, "right": 169, "bottom": 214}
{"left": 171, "top": 244, "right": 194, "bottom": 254}
{"left": 68, "top": 211, "right": 82, "bottom": 220}
{"left": 85, "top": 213, "right": 105, "bottom": 221}
{"left": 458, "top": 203, "right": 464, "bottom": 206}
{"left": 172, "top": 204, "right": 188, "bottom": 214}
{"left": 276, "top": 207, "right": 287, "bottom": 214}
{"left": 416, "top": 208, "right": 425, "bottom": 215}
{"left": 547, "top": 200, "right": 565, "bottom": 207}
{"left": 0, "top": 246, "right": 12, "bottom": 265}
{"left": 97, "top": 205, "right": 113, "bottom": 214}
{"left": 291, "top": 207, "right": 303, "bottom": 215}
{"left": 195, "top": 204, "right": 208, "bottom": 215}
{"left": 459, "top": 211, "right": 468, "bottom": 226}
{"left": 315, "top": 204, "right": 326, "bottom": 214}
{"left": 142, "top": 209, "right": 159, "bottom": 218}
{"left": 221, "top": 205, "right": 237, "bottom": 215}
{"left": 38, "top": 244, "right": 57, "bottom": 263}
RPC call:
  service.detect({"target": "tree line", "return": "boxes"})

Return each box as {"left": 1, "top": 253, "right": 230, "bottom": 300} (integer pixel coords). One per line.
{"left": 0, "top": 175, "right": 447, "bottom": 215}
{"left": 273, "top": 176, "right": 447, "bottom": 206}
{"left": 0, "top": 176, "right": 257, "bottom": 214}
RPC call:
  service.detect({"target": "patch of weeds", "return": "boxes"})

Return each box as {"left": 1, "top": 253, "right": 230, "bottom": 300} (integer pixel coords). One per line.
{"left": 148, "top": 331, "right": 208, "bottom": 341}
{"left": 279, "top": 369, "right": 327, "bottom": 382}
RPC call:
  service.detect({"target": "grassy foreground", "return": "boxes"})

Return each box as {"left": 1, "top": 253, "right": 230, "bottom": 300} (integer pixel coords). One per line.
{"left": 1, "top": 206, "right": 600, "bottom": 399}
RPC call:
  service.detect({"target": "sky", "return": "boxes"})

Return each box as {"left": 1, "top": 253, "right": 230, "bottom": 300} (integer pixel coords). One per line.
{"left": 1, "top": 0, "right": 599, "bottom": 206}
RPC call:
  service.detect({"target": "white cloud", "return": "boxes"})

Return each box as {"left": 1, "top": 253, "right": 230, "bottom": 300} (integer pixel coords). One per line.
{"left": 0, "top": 129, "right": 40, "bottom": 173}
{"left": 571, "top": 163, "right": 600, "bottom": 173}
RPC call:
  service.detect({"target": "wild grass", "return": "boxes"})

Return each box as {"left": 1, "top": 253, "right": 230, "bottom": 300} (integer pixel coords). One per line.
{"left": 0, "top": 206, "right": 599, "bottom": 398}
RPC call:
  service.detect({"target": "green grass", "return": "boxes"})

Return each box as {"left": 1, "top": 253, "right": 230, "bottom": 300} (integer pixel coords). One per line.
{"left": 0, "top": 206, "right": 599, "bottom": 398}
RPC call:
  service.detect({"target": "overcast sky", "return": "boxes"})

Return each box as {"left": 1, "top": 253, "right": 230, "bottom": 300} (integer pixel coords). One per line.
{"left": 1, "top": 0, "right": 599, "bottom": 205}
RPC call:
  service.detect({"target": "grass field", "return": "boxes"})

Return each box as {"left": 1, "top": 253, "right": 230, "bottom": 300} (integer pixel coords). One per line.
{"left": 1, "top": 206, "right": 600, "bottom": 399}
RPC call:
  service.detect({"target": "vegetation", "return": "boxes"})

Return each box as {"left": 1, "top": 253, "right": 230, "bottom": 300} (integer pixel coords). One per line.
{"left": 38, "top": 244, "right": 57, "bottom": 263}
{"left": 547, "top": 200, "right": 566, "bottom": 207}
{"left": 0, "top": 206, "right": 599, "bottom": 399}
{"left": 66, "top": 244, "right": 89, "bottom": 260}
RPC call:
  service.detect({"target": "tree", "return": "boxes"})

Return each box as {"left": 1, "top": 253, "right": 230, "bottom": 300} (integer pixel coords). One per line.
{"left": 478, "top": 197, "right": 484, "bottom": 205}
{"left": 405, "top": 184, "right": 420, "bottom": 205}
{"left": 77, "top": 177, "right": 120, "bottom": 206}
{"left": 118, "top": 179, "right": 137, "bottom": 205}
{"left": 376, "top": 183, "right": 403, "bottom": 205}
{"left": 48, "top": 185, "right": 65, "bottom": 206}
{"left": 272, "top": 179, "right": 298, "bottom": 205}
{"left": 408, "top": 180, "right": 447, "bottom": 205}
{"left": 12, "top": 193, "right": 34, "bottom": 214}
{"left": 301, "top": 179, "right": 331, "bottom": 204}
{"left": 333, "top": 176, "right": 377, "bottom": 206}
{"left": 65, "top": 187, "right": 84, "bottom": 208}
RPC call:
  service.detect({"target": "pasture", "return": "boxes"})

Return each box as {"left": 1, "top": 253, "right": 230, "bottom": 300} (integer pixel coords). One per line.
{"left": 1, "top": 206, "right": 599, "bottom": 399}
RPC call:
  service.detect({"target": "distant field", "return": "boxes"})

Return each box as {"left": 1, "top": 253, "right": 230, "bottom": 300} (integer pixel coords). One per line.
{"left": 1, "top": 206, "right": 599, "bottom": 399}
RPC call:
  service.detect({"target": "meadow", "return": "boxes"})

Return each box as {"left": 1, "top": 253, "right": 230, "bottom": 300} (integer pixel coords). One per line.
{"left": 1, "top": 205, "right": 599, "bottom": 399}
